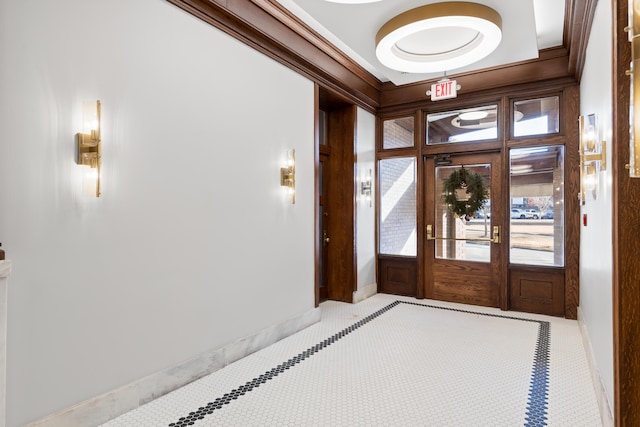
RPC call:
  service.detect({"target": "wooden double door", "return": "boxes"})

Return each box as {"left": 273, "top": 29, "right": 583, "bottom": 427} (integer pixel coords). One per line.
{"left": 423, "top": 151, "right": 507, "bottom": 309}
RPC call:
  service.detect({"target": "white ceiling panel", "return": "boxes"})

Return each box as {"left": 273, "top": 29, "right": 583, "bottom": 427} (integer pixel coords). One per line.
{"left": 276, "top": 0, "right": 565, "bottom": 86}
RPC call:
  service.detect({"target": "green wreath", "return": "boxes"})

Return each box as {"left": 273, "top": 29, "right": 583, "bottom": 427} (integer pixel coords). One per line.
{"left": 442, "top": 167, "right": 489, "bottom": 218}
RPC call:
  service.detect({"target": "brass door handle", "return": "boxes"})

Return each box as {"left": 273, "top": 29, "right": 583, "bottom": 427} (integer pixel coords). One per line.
{"left": 491, "top": 225, "right": 501, "bottom": 244}
{"left": 323, "top": 231, "right": 330, "bottom": 244}
{"left": 426, "top": 224, "right": 501, "bottom": 243}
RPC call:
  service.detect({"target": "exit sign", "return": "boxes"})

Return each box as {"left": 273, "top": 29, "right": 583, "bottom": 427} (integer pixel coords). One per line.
{"left": 430, "top": 79, "right": 458, "bottom": 101}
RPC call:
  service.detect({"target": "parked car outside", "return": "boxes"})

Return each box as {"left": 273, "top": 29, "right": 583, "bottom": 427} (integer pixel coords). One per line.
{"left": 523, "top": 208, "right": 540, "bottom": 219}
{"left": 510, "top": 208, "right": 525, "bottom": 219}
{"left": 475, "top": 209, "right": 491, "bottom": 219}
{"left": 541, "top": 211, "right": 554, "bottom": 219}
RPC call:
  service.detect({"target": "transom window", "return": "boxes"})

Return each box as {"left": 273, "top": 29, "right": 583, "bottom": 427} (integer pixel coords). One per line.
{"left": 513, "top": 96, "right": 560, "bottom": 137}
{"left": 426, "top": 104, "right": 498, "bottom": 144}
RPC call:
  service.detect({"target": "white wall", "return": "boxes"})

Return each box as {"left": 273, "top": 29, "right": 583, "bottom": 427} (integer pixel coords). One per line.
{"left": 0, "top": 1, "right": 315, "bottom": 425}
{"left": 579, "top": 0, "right": 614, "bottom": 412}
{"left": 356, "top": 108, "right": 376, "bottom": 290}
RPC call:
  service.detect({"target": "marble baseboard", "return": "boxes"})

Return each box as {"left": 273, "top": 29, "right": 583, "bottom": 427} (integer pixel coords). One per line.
{"left": 352, "top": 283, "right": 377, "bottom": 304}
{"left": 0, "top": 260, "right": 12, "bottom": 427}
{"left": 577, "top": 307, "right": 614, "bottom": 427}
{"left": 26, "top": 307, "right": 321, "bottom": 427}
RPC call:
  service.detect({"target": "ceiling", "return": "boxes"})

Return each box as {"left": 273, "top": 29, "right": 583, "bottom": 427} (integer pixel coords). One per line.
{"left": 275, "top": 0, "right": 566, "bottom": 86}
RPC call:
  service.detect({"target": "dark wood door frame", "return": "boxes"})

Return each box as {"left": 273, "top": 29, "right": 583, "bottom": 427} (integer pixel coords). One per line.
{"left": 613, "top": 1, "right": 640, "bottom": 425}
{"left": 423, "top": 151, "right": 506, "bottom": 309}
{"left": 315, "top": 86, "right": 357, "bottom": 305}
{"left": 325, "top": 104, "right": 357, "bottom": 303}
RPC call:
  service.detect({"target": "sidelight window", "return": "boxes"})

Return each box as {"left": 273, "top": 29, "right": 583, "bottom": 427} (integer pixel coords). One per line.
{"left": 509, "top": 146, "right": 565, "bottom": 266}
{"left": 379, "top": 157, "right": 417, "bottom": 256}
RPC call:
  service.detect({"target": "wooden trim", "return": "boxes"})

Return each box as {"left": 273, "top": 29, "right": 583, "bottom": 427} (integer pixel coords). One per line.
{"left": 565, "top": 0, "right": 599, "bottom": 81}
{"left": 499, "top": 95, "right": 510, "bottom": 311}
{"left": 613, "top": 0, "right": 640, "bottom": 425}
{"left": 379, "top": 48, "right": 574, "bottom": 109}
{"left": 415, "top": 110, "right": 425, "bottom": 299}
{"left": 314, "top": 84, "right": 320, "bottom": 307}
{"left": 563, "top": 84, "right": 580, "bottom": 320}
{"left": 252, "top": 0, "right": 380, "bottom": 87}
{"left": 165, "top": 0, "right": 381, "bottom": 111}
{"left": 166, "top": 1, "right": 590, "bottom": 114}
{"left": 380, "top": 76, "right": 577, "bottom": 119}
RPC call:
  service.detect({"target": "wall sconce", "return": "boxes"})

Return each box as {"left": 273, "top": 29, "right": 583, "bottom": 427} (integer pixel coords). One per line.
{"left": 280, "top": 149, "right": 295, "bottom": 204}
{"left": 627, "top": 0, "right": 640, "bottom": 177}
{"left": 76, "top": 100, "right": 102, "bottom": 197}
{"left": 361, "top": 169, "right": 372, "bottom": 207}
{"left": 579, "top": 114, "right": 606, "bottom": 204}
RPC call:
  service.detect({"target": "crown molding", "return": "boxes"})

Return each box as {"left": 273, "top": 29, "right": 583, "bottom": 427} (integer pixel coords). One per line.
{"left": 167, "top": 0, "right": 594, "bottom": 111}
{"left": 565, "top": 0, "right": 599, "bottom": 81}
{"left": 166, "top": 0, "right": 381, "bottom": 111}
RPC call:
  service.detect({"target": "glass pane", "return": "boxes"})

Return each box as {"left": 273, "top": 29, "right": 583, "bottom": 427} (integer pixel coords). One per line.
{"left": 513, "top": 96, "right": 560, "bottom": 137}
{"left": 379, "top": 157, "right": 417, "bottom": 256}
{"left": 427, "top": 105, "right": 498, "bottom": 144}
{"left": 510, "top": 146, "right": 565, "bottom": 266}
{"left": 434, "top": 164, "right": 491, "bottom": 263}
{"left": 383, "top": 117, "right": 414, "bottom": 149}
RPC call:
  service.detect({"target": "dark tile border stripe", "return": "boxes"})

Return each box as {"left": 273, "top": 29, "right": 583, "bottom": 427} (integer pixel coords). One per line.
{"left": 169, "top": 301, "right": 550, "bottom": 427}
{"left": 401, "top": 302, "right": 550, "bottom": 426}
{"left": 168, "top": 300, "right": 401, "bottom": 426}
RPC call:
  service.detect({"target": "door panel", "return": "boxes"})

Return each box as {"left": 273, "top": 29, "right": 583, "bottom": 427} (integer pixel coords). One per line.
{"left": 315, "top": 103, "right": 356, "bottom": 304}
{"left": 424, "top": 152, "right": 505, "bottom": 309}
{"left": 509, "top": 267, "right": 565, "bottom": 316}
{"left": 319, "top": 152, "right": 329, "bottom": 302}
{"left": 378, "top": 255, "right": 417, "bottom": 297}
{"left": 433, "top": 261, "right": 492, "bottom": 305}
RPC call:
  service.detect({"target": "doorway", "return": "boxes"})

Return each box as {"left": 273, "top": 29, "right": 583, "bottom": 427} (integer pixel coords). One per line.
{"left": 423, "top": 151, "right": 506, "bottom": 309}
{"left": 315, "top": 88, "right": 357, "bottom": 306}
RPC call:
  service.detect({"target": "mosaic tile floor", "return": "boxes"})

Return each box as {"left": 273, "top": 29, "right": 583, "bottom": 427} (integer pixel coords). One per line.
{"left": 102, "top": 294, "right": 602, "bottom": 427}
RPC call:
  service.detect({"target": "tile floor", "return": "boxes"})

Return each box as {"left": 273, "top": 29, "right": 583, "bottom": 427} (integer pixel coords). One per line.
{"left": 103, "top": 294, "right": 602, "bottom": 426}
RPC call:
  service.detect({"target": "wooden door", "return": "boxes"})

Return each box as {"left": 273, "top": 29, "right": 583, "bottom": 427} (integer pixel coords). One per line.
{"left": 318, "top": 150, "right": 329, "bottom": 302}
{"left": 424, "top": 152, "right": 506, "bottom": 308}
{"left": 315, "top": 100, "right": 356, "bottom": 305}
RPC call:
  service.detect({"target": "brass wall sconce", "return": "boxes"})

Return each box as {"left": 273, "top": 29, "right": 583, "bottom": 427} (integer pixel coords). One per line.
{"left": 76, "top": 100, "right": 102, "bottom": 197}
{"left": 627, "top": 0, "right": 640, "bottom": 177}
{"left": 281, "top": 149, "right": 295, "bottom": 204}
{"left": 361, "top": 169, "right": 372, "bottom": 207}
{"left": 579, "top": 114, "right": 606, "bottom": 204}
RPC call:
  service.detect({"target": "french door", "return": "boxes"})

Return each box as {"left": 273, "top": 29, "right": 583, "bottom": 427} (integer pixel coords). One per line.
{"left": 423, "top": 152, "right": 506, "bottom": 309}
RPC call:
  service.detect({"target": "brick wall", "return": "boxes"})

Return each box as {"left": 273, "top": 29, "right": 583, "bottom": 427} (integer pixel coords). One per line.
{"left": 379, "top": 157, "right": 416, "bottom": 256}
{"left": 383, "top": 118, "right": 414, "bottom": 149}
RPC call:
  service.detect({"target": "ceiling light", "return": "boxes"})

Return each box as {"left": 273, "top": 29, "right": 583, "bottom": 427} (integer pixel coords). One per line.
{"left": 323, "top": 0, "right": 383, "bottom": 3}
{"left": 514, "top": 110, "right": 524, "bottom": 121}
{"left": 375, "top": 2, "right": 502, "bottom": 73}
{"left": 458, "top": 111, "right": 488, "bottom": 120}
{"left": 511, "top": 164, "right": 534, "bottom": 175}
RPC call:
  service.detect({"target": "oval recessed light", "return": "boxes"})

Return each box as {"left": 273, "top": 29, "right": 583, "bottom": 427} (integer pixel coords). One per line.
{"left": 459, "top": 111, "right": 489, "bottom": 121}
{"left": 323, "top": 0, "right": 383, "bottom": 3}
{"left": 376, "top": 2, "right": 502, "bottom": 73}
